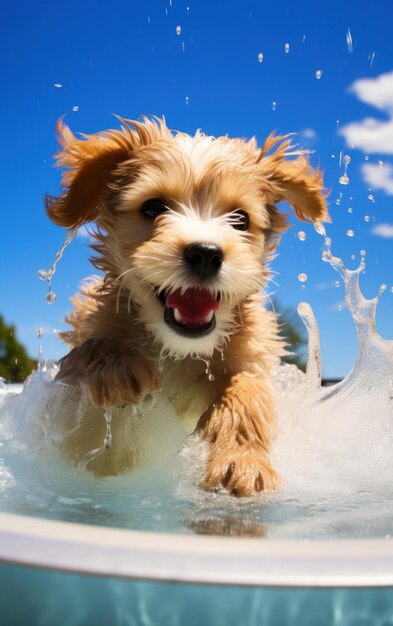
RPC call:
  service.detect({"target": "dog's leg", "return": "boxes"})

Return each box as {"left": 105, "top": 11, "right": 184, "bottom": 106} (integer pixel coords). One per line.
{"left": 197, "top": 372, "right": 279, "bottom": 496}
{"left": 56, "top": 337, "right": 160, "bottom": 409}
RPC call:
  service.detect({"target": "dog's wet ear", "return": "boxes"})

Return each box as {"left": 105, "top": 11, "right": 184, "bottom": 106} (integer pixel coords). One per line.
{"left": 45, "top": 116, "right": 168, "bottom": 228}
{"left": 45, "top": 118, "right": 136, "bottom": 228}
{"left": 258, "top": 133, "right": 329, "bottom": 225}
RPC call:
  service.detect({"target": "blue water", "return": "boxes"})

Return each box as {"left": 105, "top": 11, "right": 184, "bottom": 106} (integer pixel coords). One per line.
{"left": 1, "top": 563, "right": 392, "bottom": 626}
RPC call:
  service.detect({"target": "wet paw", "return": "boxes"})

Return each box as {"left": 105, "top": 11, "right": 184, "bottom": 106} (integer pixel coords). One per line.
{"left": 204, "top": 445, "right": 279, "bottom": 497}
{"left": 56, "top": 337, "right": 160, "bottom": 409}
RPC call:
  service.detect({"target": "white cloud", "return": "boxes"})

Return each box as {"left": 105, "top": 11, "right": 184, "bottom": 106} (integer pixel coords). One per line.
{"left": 348, "top": 71, "right": 393, "bottom": 113}
{"left": 340, "top": 118, "right": 393, "bottom": 154}
{"left": 370, "top": 223, "right": 393, "bottom": 238}
{"left": 339, "top": 71, "right": 393, "bottom": 154}
{"left": 362, "top": 163, "right": 393, "bottom": 195}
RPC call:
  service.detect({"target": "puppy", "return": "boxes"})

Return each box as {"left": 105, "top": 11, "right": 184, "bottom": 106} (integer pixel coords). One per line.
{"left": 46, "top": 116, "right": 328, "bottom": 496}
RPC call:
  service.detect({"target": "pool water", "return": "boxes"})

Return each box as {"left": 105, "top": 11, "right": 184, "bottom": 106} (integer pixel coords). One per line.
{"left": 1, "top": 562, "right": 393, "bottom": 626}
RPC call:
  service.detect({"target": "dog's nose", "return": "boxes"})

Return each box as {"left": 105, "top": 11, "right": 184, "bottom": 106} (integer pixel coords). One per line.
{"left": 184, "top": 242, "right": 223, "bottom": 279}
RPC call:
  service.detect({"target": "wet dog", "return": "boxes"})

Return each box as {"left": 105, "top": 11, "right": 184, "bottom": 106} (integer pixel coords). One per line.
{"left": 46, "top": 116, "right": 328, "bottom": 495}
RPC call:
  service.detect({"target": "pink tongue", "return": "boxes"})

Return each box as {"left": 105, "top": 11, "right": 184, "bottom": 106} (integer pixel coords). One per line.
{"left": 166, "top": 288, "right": 219, "bottom": 325}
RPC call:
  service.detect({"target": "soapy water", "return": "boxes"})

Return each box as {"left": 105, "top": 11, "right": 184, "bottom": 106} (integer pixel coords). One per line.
{"left": 1, "top": 228, "right": 393, "bottom": 539}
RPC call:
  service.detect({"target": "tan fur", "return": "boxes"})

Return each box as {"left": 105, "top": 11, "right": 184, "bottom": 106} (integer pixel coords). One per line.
{"left": 47, "top": 116, "right": 328, "bottom": 496}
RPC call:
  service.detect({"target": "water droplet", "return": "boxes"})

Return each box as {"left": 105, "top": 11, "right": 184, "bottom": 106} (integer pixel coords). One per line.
{"left": 297, "top": 230, "right": 307, "bottom": 241}
{"left": 72, "top": 105, "right": 79, "bottom": 112}
{"left": 331, "top": 154, "right": 336, "bottom": 159}
{"left": 284, "top": 42, "right": 290, "bottom": 53}
{"left": 315, "top": 69, "right": 323, "bottom": 80}
{"left": 315, "top": 221, "right": 326, "bottom": 237}
{"left": 368, "top": 194, "right": 375, "bottom": 202}
{"left": 339, "top": 174, "right": 350, "bottom": 185}
{"left": 364, "top": 215, "right": 371, "bottom": 222}
{"left": 351, "top": 254, "right": 356, "bottom": 260}
{"left": 54, "top": 83, "right": 63, "bottom": 88}
{"left": 336, "top": 198, "right": 341, "bottom": 205}
{"left": 336, "top": 120, "right": 340, "bottom": 126}
{"left": 338, "top": 304, "right": 343, "bottom": 312}
{"left": 37, "top": 327, "right": 43, "bottom": 339}
{"left": 348, "top": 207, "right": 353, "bottom": 213}
{"left": 176, "top": 25, "right": 181, "bottom": 35}
{"left": 379, "top": 284, "right": 387, "bottom": 297}
{"left": 391, "top": 286, "right": 393, "bottom": 293}
{"left": 346, "top": 229, "right": 355, "bottom": 238}
{"left": 185, "top": 96, "right": 189, "bottom": 106}
{"left": 298, "top": 273, "right": 308, "bottom": 283}
{"left": 368, "top": 51, "right": 375, "bottom": 67}
{"left": 39, "top": 228, "right": 78, "bottom": 303}
{"left": 365, "top": 155, "right": 370, "bottom": 161}
{"left": 103, "top": 410, "right": 112, "bottom": 449}
{"left": 257, "top": 52, "right": 264, "bottom": 63}
{"left": 46, "top": 291, "right": 57, "bottom": 304}
{"left": 343, "top": 155, "right": 351, "bottom": 165}
{"left": 378, "top": 160, "right": 384, "bottom": 168}
{"left": 38, "top": 269, "right": 49, "bottom": 282}
{"left": 335, "top": 280, "right": 340, "bottom": 288}
{"left": 346, "top": 27, "right": 353, "bottom": 53}
{"left": 272, "top": 101, "right": 277, "bottom": 111}
{"left": 360, "top": 249, "right": 366, "bottom": 257}
{"left": 302, "top": 35, "right": 306, "bottom": 43}
{"left": 208, "top": 373, "right": 215, "bottom": 382}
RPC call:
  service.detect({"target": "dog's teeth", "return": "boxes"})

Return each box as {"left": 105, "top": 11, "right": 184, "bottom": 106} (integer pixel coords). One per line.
{"left": 174, "top": 308, "right": 182, "bottom": 323}
{"left": 204, "top": 311, "right": 214, "bottom": 323}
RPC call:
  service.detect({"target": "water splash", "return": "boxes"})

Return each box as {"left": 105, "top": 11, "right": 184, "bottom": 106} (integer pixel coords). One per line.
{"left": 37, "top": 327, "right": 44, "bottom": 372}
{"left": 191, "top": 355, "right": 215, "bottom": 381}
{"left": 38, "top": 228, "right": 78, "bottom": 304}
{"left": 346, "top": 27, "right": 353, "bottom": 53}
{"left": 339, "top": 154, "right": 351, "bottom": 185}
{"left": 77, "top": 408, "right": 113, "bottom": 471}
{"left": 272, "top": 226, "right": 393, "bottom": 513}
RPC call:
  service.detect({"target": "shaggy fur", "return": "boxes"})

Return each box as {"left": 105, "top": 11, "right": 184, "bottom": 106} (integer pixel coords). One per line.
{"left": 47, "top": 116, "right": 328, "bottom": 496}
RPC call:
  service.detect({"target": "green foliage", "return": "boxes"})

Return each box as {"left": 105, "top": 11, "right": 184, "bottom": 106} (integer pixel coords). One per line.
{"left": 0, "top": 315, "right": 36, "bottom": 383}
{"left": 275, "top": 303, "right": 307, "bottom": 371}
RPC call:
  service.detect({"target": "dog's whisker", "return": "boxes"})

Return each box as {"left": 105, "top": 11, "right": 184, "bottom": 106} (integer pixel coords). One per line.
{"left": 116, "top": 282, "right": 123, "bottom": 314}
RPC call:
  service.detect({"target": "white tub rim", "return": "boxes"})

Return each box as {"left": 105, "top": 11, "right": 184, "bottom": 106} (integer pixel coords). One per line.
{"left": 0, "top": 511, "right": 393, "bottom": 588}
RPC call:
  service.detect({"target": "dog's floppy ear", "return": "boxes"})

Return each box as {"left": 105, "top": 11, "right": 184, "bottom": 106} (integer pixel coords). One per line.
{"left": 259, "top": 133, "right": 329, "bottom": 227}
{"left": 45, "top": 118, "right": 138, "bottom": 228}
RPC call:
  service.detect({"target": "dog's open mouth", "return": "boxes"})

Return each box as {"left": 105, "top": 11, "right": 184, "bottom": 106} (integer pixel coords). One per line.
{"left": 157, "top": 287, "right": 220, "bottom": 337}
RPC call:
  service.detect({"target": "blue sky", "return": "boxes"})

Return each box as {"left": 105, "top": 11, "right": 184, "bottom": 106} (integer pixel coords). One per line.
{"left": 1, "top": 0, "right": 393, "bottom": 378}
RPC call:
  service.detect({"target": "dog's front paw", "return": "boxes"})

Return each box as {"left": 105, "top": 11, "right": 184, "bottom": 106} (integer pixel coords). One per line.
{"left": 204, "top": 445, "right": 279, "bottom": 497}
{"left": 56, "top": 337, "right": 160, "bottom": 409}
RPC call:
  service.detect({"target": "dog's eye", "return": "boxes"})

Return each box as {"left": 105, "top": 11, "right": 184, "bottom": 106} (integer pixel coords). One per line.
{"left": 141, "top": 199, "right": 167, "bottom": 219}
{"left": 232, "top": 210, "right": 249, "bottom": 231}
